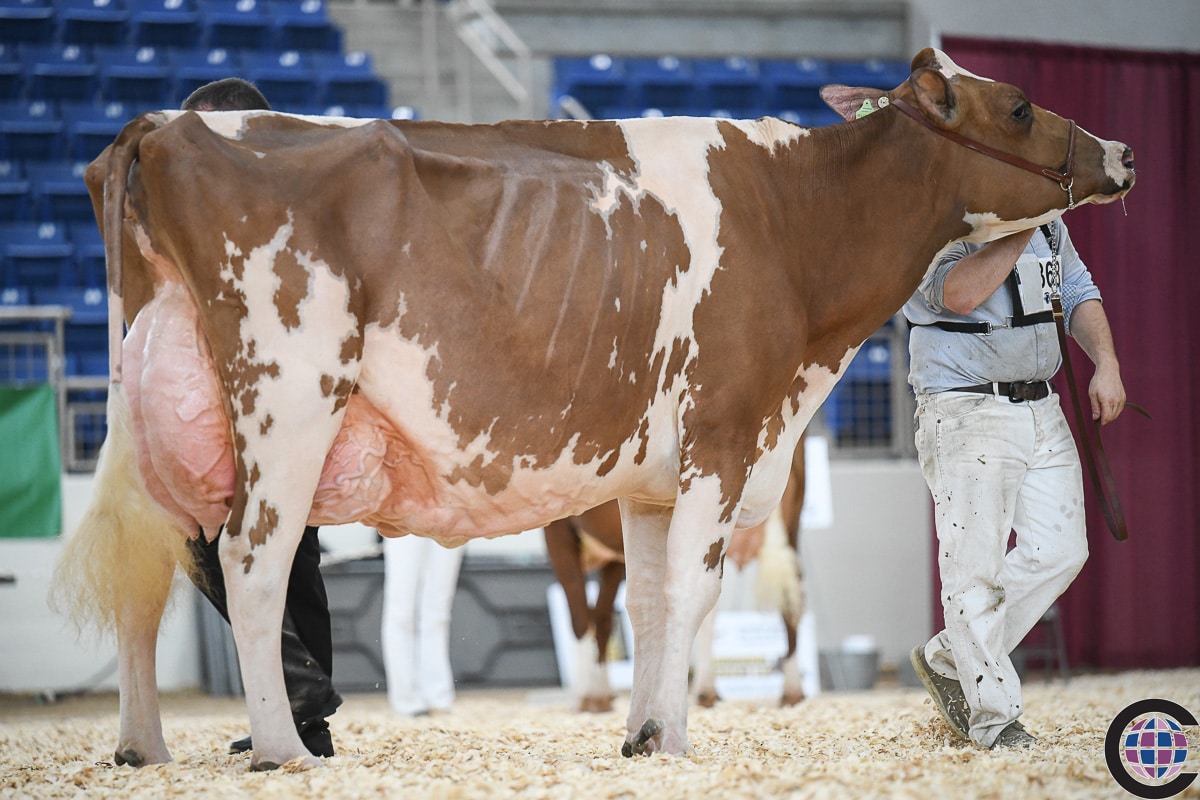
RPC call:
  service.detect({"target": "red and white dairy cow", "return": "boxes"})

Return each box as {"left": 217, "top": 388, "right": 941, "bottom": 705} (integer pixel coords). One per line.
{"left": 545, "top": 437, "right": 807, "bottom": 712}
{"left": 54, "top": 48, "right": 1134, "bottom": 770}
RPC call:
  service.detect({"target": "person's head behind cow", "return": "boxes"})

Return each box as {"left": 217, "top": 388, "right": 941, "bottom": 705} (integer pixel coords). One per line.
{"left": 182, "top": 78, "right": 271, "bottom": 112}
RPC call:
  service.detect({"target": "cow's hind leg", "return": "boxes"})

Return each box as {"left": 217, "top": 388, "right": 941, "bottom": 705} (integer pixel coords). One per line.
{"left": 50, "top": 386, "right": 196, "bottom": 766}
{"left": 691, "top": 604, "right": 719, "bottom": 708}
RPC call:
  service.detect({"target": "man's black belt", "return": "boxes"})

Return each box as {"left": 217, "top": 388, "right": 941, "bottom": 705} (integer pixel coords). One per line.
{"left": 949, "top": 381, "right": 1051, "bottom": 402}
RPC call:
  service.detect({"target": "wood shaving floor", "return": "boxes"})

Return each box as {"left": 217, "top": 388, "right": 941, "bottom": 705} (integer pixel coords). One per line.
{"left": 2, "top": 669, "right": 1198, "bottom": 799}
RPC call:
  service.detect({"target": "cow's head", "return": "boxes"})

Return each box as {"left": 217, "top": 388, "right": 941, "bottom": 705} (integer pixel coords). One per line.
{"left": 821, "top": 48, "right": 1135, "bottom": 237}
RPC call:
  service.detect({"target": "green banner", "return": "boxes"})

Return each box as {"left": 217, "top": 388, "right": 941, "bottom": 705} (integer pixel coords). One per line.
{"left": 0, "top": 384, "right": 62, "bottom": 538}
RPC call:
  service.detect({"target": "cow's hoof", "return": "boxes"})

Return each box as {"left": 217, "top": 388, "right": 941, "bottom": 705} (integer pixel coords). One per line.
{"left": 113, "top": 748, "right": 143, "bottom": 767}
{"left": 696, "top": 690, "right": 719, "bottom": 709}
{"left": 621, "top": 717, "right": 664, "bottom": 757}
{"left": 780, "top": 690, "right": 805, "bottom": 707}
{"left": 114, "top": 745, "right": 169, "bottom": 767}
{"left": 250, "top": 753, "right": 323, "bottom": 772}
{"left": 578, "top": 695, "right": 614, "bottom": 714}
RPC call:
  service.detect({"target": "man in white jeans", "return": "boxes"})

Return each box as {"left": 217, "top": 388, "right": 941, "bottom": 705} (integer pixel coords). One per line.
{"left": 903, "top": 218, "right": 1126, "bottom": 749}
{"left": 381, "top": 535, "right": 466, "bottom": 716}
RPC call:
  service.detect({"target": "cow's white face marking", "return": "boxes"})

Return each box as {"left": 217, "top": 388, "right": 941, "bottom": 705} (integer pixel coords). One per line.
{"left": 1077, "top": 123, "right": 1136, "bottom": 186}
{"left": 930, "top": 49, "right": 991, "bottom": 82}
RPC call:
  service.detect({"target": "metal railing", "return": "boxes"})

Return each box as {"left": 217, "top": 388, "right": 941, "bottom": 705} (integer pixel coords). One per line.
{"left": 445, "top": 0, "right": 533, "bottom": 121}
{"left": 0, "top": 305, "right": 107, "bottom": 473}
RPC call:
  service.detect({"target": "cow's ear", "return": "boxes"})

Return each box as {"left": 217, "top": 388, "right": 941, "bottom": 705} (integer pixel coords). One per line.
{"left": 820, "top": 84, "right": 889, "bottom": 122}
{"left": 911, "top": 67, "right": 958, "bottom": 127}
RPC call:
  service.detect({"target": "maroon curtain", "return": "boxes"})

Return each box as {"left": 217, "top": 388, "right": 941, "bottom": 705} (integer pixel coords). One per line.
{"left": 933, "top": 38, "right": 1200, "bottom": 669}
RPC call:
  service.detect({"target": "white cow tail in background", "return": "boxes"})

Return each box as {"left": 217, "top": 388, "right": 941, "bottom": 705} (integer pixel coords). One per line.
{"left": 754, "top": 505, "right": 804, "bottom": 625}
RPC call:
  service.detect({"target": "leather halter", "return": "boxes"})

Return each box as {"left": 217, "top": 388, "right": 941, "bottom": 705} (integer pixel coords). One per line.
{"left": 891, "top": 97, "right": 1078, "bottom": 209}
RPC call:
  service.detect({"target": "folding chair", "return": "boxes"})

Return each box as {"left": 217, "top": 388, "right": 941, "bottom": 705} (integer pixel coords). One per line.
{"left": 0, "top": 220, "right": 76, "bottom": 288}
{"left": 19, "top": 42, "right": 98, "bottom": 102}
{"left": 269, "top": 0, "right": 341, "bottom": 52}
{"left": 827, "top": 59, "right": 909, "bottom": 91}
{"left": 313, "top": 50, "right": 386, "bottom": 108}
{"left": 0, "top": 0, "right": 56, "bottom": 46}
{"left": 0, "top": 42, "right": 23, "bottom": 100}
{"left": 167, "top": 45, "right": 240, "bottom": 105}
{"left": 68, "top": 219, "right": 105, "bottom": 287}
{"left": 52, "top": 0, "right": 130, "bottom": 46}
{"left": 27, "top": 159, "right": 93, "bottom": 222}
{"left": 552, "top": 54, "right": 626, "bottom": 119}
{"left": 128, "top": 0, "right": 199, "bottom": 47}
{"left": 760, "top": 57, "right": 830, "bottom": 112}
{"left": 242, "top": 48, "right": 317, "bottom": 109}
{"left": 692, "top": 56, "right": 761, "bottom": 115}
{"left": 0, "top": 160, "right": 32, "bottom": 221}
{"left": 127, "top": 0, "right": 201, "bottom": 48}
{"left": 624, "top": 55, "right": 694, "bottom": 114}
{"left": 97, "top": 45, "right": 172, "bottom": 104}
{"left": 0, "top": 99, "right": 65, "bottom": 160}
{"left": 198, "top": 0, "right": 273, "bottom": 51}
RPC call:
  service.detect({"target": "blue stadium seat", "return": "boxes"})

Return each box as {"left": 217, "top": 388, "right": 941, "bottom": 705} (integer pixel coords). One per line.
{"left": 552, "top": 54, "right": 626, "bottom": 118}
{"left": 32, "top": 285, "right": 107, "bottom": 365}
{"left": 0, "top": 43, "right": 23, "bottom": 100}
{"left": 97, "top": 45, "right": 172, "bottom": 104}
{"left": 61, "top": 100, "right": 141, "bottom": 159}
{"left": 269, "top": 0, "right": 340, "bottom": 52}
{"left": 241, "top": 48, "right": 317, "bottom": 108}
{"left": 692, "top": 56, "right": 761, "bottom": 113}
{"left": 20, "top": 42, "right": 98, "bottom": 102}
{"left": 198, "top": 0, "right": 272, "bottom": 51}
{"left": 127, "top": 0, "right": 201, "bottom": 48}
{"left": 0, "top": 159, "right": 32, "bottom": 221}
{"left": 27, "top": 159, "right": 92, "bottom": 222}
{"left": 624, "top": 55, "right": 693, "bottom": 113}
{"left": 53, "top": 0, "right": 130, "bottom": 46}
{"left": 0, "top": 0, "right": 56, "bottom": 46}
{"left": 0, "top": 220, "right": 76, "bottom": 287}
{"left": 0, "top": 285, "right": 31, "bottom": 307}
{"left": 313, "top": 50, "right": 386, "bottom": 108}
{"left": 827, "top": 58, "right": 909, "bottom": 91}
{"left": 168, "top": 45, "right": 239, "bottom": 104}
{"left": 760, "top": 57, "right": 830, "bottom": 111}
{"left": 0, "top": 99, "right": 65, "bottom": 160}
{"left": 68, "top": 219, "right": 105, "bottom": 286}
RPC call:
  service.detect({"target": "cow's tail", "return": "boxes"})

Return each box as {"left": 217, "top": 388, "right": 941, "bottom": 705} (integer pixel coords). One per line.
{"left": 49, "top": 383, "right": 199, "bottom": 638}
{"left": 93, "top": 113, "right": 163, "bottom": 386}
{"left": 754, "top": 505, "right": 804, "bottom": 625}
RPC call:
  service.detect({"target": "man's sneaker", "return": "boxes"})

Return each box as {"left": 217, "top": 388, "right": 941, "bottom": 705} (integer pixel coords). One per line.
{"left": 991, "top": 721, "right": 1038, "bottom": 750}
{"left": 910, "top": 645, "right": 970, "bottom": 742}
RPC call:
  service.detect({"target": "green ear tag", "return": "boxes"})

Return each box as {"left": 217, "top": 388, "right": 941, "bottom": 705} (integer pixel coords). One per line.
{"left": 855, "top": 99, "right": 876, "bottom": 119}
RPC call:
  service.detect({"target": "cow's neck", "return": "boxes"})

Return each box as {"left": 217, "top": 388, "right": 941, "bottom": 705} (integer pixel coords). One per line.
{"left": 788, "top": 111, "right": 975, "bottom": 347}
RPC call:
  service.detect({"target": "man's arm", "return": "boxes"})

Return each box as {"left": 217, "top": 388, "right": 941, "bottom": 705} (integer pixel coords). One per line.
{"left": 1068, "top": 298, "right": 1126, "bottom": 425}
{"left": 942, "top": 229, "right": 1035, "bottom": 315}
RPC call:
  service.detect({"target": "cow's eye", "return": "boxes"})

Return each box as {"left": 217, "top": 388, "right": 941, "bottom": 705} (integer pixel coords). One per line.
{"left": 1011, "top": 102, "right": 1032, "bottom": 123}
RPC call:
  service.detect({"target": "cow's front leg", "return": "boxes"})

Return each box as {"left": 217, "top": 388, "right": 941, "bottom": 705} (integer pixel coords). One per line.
{"left": 621, "top": 484, "right": 730, "bottom": 756}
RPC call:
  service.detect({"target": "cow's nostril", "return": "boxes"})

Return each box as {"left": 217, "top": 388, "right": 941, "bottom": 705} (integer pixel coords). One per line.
{"left": 1122, "top": 147, "right": 1135, "bottom": 170}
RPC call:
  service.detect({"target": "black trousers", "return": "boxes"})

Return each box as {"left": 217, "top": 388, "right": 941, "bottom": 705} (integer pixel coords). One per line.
{"left": 189, "top": 525, "right": 341, "bottom": 724}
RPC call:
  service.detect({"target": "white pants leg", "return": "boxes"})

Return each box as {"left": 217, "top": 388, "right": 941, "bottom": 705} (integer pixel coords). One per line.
{"left": 381, "top": 535, "right": 466, "bottom": 715}
{"left": 915, "top": 391, "right": 1088, "bottom": 748}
